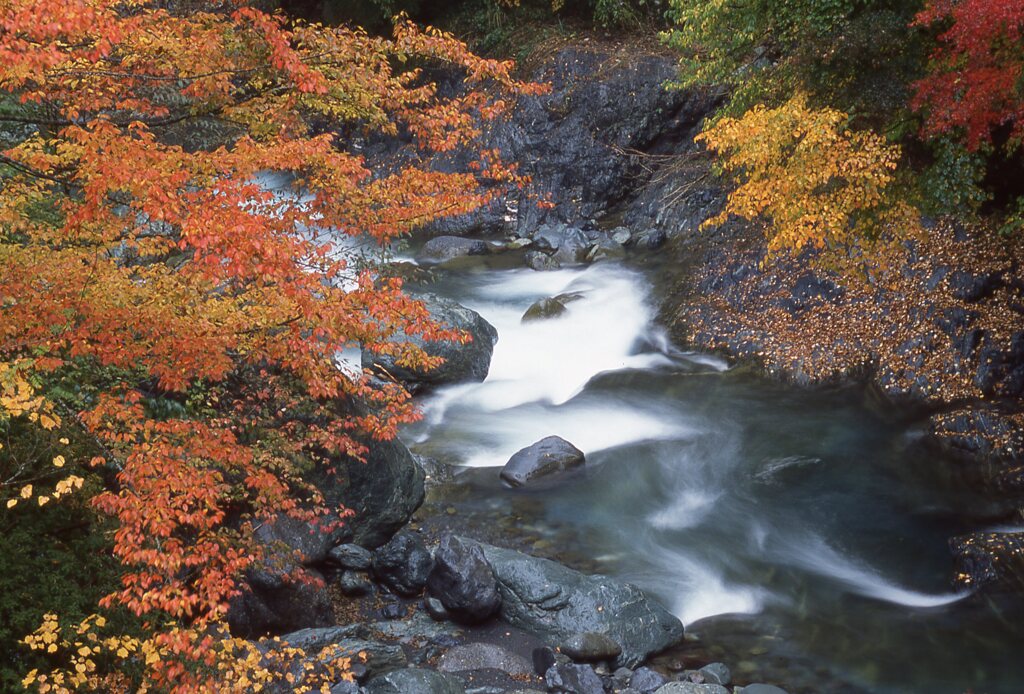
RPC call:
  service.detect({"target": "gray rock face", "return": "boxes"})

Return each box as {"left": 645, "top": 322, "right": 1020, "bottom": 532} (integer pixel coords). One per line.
{"left": 228, "top": 568, "right": 332, "bottom": 638}
{"left": 362, "top": 293, "right": 498, "bottom": 392}
{"left": 328, "top": 543, "right": 373, "bottom": 570}
{"left": 472, "top": 540, "right": 684, "bottom": 668}
{"left": 312, "top": 397, "right": 426, "bottom": 550}
{"left": 427, "top": 534, "right": 502, "bottom": 623}
{"left": 437, "top": 643, "right": 532, "bottom": 676}
{"left": 559, "top": 632, "right": 622, "bottom": 662}
{"left": 500, "top": 436, "right": 586, "bottom": 488}
{"left": 367, "top": 668, "right": 466, "bottom": 694}
{"left": 254, "top": 514, "right": 346, "bottom": 567}
{"left": 417, "top": 236, "right": 490, "bottom": 266}
{"left": 373, "top": 531, "right": 433, "bottom": 596}
{"left": 738, "top": 686, "right": 790, "bottom": 694}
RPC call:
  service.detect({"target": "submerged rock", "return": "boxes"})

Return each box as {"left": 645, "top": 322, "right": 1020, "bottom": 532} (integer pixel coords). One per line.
{"left": 362, "top": 293, "right": 498, "bottom": 393}
{"left": 500, "top": 436, "right": 586, "bottom": 487}
{"left": 471, "top": 540, "right": 684, "bottom": 667}
{"left": 522, "top": 297, "right": 568, "bottom": 322}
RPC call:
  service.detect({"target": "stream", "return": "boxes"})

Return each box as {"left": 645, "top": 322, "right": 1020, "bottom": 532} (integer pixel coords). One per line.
{"left": 399, "top": 258, "right": 1024, "bottom": 694}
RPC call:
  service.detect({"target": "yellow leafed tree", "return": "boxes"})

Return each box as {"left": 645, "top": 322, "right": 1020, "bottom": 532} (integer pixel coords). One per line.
{"left": 697, "top": 94, "right": 918, "bottom": 268}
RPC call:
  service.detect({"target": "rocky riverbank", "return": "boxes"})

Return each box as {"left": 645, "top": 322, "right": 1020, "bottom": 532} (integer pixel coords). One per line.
{"left": 369, "top": 33, "right": 1024, "bottom": 593}
{"left": 224, "top": 32, "right": 1023, "bottom": 693}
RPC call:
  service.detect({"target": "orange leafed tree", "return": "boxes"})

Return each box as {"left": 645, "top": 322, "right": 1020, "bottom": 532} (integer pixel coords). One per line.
{"left": 0, "top": 1, "right": 541, "bottom": 689}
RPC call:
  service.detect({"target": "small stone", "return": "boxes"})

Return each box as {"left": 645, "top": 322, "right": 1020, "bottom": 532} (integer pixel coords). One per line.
{"left": 697, "top": 663, "right": 730, "bottom": 686}
{"left": 372, "top": 531, "right": 433, "bottom": 596}
{"left": 611, "top": 227, "right": 632, "bottom": 245}
{"left": 630, "top": 666, "right": 667, "bottom": 692}
{"left": 679, "top": 670, "right": 703, "bottom": 683}
{"left": 337, "top": 570, "right": 372, "bottom": 597}
{"left": 425, "top": 596, "right": 450, "bottom": 621}
{"left": 446, "top": 506, "right": 458, "bottom": 515}
{"left": 653, "top": 683, "right": 729, "bottom": 693}
{"left": 738, "top": 685, "right": 789, "bottom": 694}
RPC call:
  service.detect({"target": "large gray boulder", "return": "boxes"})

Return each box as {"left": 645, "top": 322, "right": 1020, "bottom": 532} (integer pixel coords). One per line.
{"left": 468, "top": 540, "right": 683, "bottom": 668}
{"left": 427, "top": 534, "right": 502, "bottom": 623}
{"left": 363, "top": 294, "right": 498, "bottom": 393}
{"left": 416, "top": 235, "right": 489, "bottom": 266}
{"left": 500, "top": 436, "right": 586, "bottom": 488}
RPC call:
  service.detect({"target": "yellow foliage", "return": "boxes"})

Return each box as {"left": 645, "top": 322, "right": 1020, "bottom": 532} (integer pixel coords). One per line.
{"left": 697, "top": 94, "right": 919, "bottom": 267}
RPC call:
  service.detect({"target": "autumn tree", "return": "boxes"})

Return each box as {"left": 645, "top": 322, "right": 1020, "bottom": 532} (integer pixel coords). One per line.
{"left": 697, "top": 94, "right": 918, "bottom": 267}
{"left": 0, "top": 1, "right": 540, "bottom": 690}
{"left": 912, "top": 0, "right": 1024, "bottom": 152}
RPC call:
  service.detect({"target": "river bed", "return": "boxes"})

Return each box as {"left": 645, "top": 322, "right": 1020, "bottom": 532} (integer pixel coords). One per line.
{"left": 401, "top": 259, "right": 1024, "bottom": 694}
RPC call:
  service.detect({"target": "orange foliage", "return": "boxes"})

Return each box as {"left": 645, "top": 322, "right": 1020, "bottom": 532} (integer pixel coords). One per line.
{"left": 0, "top": 1, "right": 542, "bottom": 690}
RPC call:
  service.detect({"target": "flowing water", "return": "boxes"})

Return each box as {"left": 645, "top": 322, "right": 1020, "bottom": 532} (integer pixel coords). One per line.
{"left": 400, "top": 259, "right": 1024, "bottom": 694}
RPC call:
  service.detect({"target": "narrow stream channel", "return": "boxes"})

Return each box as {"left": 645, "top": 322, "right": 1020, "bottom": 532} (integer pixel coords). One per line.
{"left": 401, "top": 259, "right": 1024, "bottom": 694}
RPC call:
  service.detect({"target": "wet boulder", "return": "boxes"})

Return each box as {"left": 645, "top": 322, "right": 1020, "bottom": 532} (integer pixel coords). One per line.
{"left": 427, "top": 534, "right": 502, "bottom": 623}
{"left": 950, "top": 531, "right": 1024, "bottom": 591}
{"left": 366, "top": 668, "right": 466, "bottom": 694}
{"left": 500, "top": 436, "right": 586, "bottom": 488}
{"left": 416, "top": 236, "right": 489, "bottom": 266}
{"left": 373, "top": 531, "right": 433, "bottom": 596}
{"left": 522, "top": 297, "right": 568, "bottom": 322}
{"left": 362, "top": 294, "right": 498, "bottom": 393}
{"left": 472, "top": 540, "right": 684, "bottom": 668}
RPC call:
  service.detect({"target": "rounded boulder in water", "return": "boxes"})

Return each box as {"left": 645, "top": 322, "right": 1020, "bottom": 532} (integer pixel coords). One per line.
{"left": 500, "top": 435, "right": 586, "bottom": 487}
